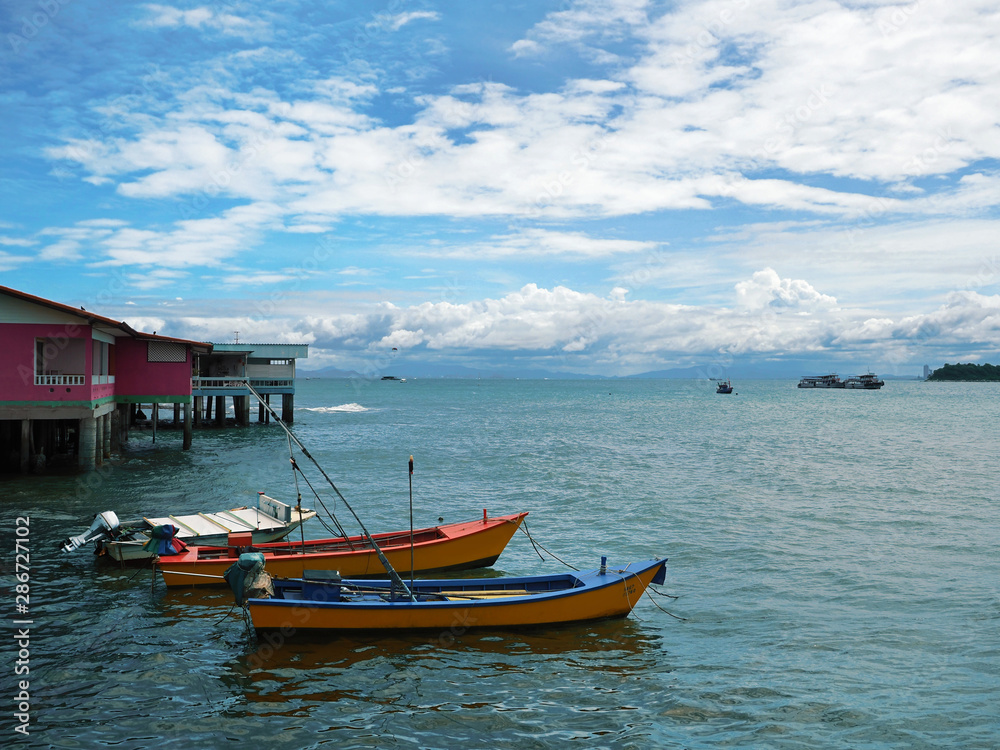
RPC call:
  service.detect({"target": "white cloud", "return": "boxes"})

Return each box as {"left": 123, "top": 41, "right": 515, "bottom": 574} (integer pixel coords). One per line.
{"left": 385, "top": 11, "right": 440, "bottom": 31}
{"left": 735, "top": 268, "right": 839, "bottom": 312}
{"left": 510, "top": 39, "right": 542, "bottom": 57}
{"left": 0, "top": 237, "right": 34, "bottom": 247}
{"left": 137, "top": 4, "right": 269, "bottom": 39}
{"left": 416, "top": 228, "right": 657, "bottom": 259}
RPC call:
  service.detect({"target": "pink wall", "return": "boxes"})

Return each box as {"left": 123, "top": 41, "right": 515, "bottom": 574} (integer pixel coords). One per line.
{"left": 0, "top": 323, "right": 193, "bottom": 403}
{"left": 0, "top": 323, "right": 93, "bottom": 402}
{"left": 114, "top": 338, "right": 193, "bottom": 398}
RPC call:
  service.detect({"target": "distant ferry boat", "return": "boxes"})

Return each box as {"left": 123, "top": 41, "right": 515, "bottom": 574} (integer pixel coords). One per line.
{"left": 798, "top": 374, "right": 843, "bottom": 388}
{"left": 798, "top": 373, "right": 884, "bottom": 389}
{"left": 843, "top": 372, "right": 884, "bottom": 389}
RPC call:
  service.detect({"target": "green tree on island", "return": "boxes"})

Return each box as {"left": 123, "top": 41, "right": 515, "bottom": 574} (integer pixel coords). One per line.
{"left": 927, "top": 362, "right": 1000, "bottom": 381}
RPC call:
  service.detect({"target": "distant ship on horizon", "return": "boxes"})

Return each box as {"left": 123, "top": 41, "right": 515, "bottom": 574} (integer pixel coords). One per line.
{"left": 798, "top": 372, "right": 884, "bottom": 389}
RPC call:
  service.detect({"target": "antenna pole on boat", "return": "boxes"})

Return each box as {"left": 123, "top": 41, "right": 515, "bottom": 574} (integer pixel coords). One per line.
{"left": 245, "top": 381, "right": 416, "bottom": 601}
{"left": 409, "top": 455, "right": 414, "bottom": 592}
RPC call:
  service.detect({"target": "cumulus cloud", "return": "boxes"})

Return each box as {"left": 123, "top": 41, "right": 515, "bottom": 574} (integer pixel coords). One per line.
{"left": 13, "top": 2, "right": 1000, "bottom": 374}
{"left": 45, "top": 0, "right": 1000, "bottom": 232}
{"left": 735, "top": 268, "right": 839, "bottom": 312}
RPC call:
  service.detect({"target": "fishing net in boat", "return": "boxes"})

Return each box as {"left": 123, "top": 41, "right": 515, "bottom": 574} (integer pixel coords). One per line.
{"left": 224, "top": 552, "right": 274, "bottom": 605}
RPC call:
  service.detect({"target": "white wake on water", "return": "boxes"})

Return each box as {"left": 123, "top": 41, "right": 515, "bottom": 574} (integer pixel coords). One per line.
{"left": 303, "top": 403, "right": 369, "bottom": 413}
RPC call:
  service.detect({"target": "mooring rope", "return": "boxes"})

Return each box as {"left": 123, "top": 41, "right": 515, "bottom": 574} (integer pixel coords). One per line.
{"left": 517, "top": 519, "right": 579, "bottom": 571}
{"left": 615, "top": 568, "right": 687, "bottom": 621}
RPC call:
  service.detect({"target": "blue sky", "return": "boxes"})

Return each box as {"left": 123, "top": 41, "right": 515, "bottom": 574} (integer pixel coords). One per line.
{"left": 3, "top": 0, "right": 1000, "bottom": 376}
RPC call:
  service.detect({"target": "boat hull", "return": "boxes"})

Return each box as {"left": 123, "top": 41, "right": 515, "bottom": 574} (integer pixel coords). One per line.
{"left": 247, "top": 558, "right": 668, "bottom": 632}
{"left": 99, "top": 494, "right": 316, "bottom": 562}
{"left": 105, "top": 519, "right": 312, "bottom": 563}
{"left": 158, "top": 512, "right": 527, "bottom": 587}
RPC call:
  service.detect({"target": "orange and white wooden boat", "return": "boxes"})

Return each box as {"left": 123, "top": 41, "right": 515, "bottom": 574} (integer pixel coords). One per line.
{"left": 157, "top": 511, "right": 527, "bottom": 587}
{"left": 241, "top": 557, "right": 668, "bottom": 632}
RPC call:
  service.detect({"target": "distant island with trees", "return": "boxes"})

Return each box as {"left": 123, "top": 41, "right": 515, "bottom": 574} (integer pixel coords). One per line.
{"left": 927, "top": 362, "right": 1000, "bottom": 381}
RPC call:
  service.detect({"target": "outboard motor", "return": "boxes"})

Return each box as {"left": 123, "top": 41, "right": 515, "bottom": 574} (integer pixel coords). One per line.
{"left": 60, "top": 511, "right": 121, "bottom": 553}
{"left": 223, "top": 552, "right": 274, "bottom": 606}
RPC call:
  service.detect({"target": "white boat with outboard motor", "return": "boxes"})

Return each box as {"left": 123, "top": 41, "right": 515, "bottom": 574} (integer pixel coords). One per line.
{"left": 60, "top": 492, "right": 316, "bottom": 562}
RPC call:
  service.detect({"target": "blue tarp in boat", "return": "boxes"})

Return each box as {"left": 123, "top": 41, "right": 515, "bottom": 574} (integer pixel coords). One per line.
{"left": 142, "top": 524, "right": 187, "bottom": 556}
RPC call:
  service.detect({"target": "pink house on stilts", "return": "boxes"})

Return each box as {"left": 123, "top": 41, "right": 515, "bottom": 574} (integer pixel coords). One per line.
{"left": 0, "top": 285, "right": 212, "bottom": 473}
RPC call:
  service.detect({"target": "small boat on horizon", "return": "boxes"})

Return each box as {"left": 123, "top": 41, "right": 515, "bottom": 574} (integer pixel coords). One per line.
{"left": 227, "top": 554, "right": 668, "bottom": 633}
{"left": 156, "top": 511, "right": 527, "bottom": 587}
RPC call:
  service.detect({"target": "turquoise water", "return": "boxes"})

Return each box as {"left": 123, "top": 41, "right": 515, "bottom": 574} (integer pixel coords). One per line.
{"left": 2, "top": 378, "right": 998, "bottom": 748}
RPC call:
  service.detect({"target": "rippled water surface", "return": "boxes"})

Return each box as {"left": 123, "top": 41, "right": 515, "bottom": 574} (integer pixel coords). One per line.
{"left": 2, "top": 378, "right": 998, "bottom": 748}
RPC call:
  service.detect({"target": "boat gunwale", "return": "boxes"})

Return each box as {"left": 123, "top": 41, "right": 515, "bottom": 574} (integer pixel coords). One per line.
{"left": 250, "top": 558, "right": 667, "bottom": 612}
{"left": 181, "top": 512, "right": 528, "bottom": 562}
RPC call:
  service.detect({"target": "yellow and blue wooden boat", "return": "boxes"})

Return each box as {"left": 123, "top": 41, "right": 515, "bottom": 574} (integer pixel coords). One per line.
{"left": 242, "top": 557, "right": 667, "bottom": 632}
{"left": 158, "top": 511, "right": 527, "bottom": 587}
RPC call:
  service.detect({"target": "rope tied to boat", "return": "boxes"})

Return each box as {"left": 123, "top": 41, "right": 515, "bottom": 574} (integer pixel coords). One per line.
{"left": 611, "top": 567, "right": 687, "bottom": 622}
{"left": 517, "top": 519, "right": 579, "bottom": 571}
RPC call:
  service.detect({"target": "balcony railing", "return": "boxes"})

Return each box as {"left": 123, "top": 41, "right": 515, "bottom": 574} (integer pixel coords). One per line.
{"left": 250, "top": 379, "right": 294, "bottom": 388}
{"left": 35, "top": 374, "right": 86, "bottom": 386}
{"left": 192, "top": 376, "right": 249, "bottom": 390}
{"left": 192, "top": 377, "right": 294, "bottom": 390}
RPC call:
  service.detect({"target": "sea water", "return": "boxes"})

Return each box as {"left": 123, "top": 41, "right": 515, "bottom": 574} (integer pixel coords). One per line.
{"left": 1, "top": 378, "right": 998, "bottom": 749}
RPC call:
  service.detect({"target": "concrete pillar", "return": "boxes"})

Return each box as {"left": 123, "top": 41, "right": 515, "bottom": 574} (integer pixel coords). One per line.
{"left": 238, "top": 395, "right": 250, "bottom": 426}
{"left": 117, "top": 404, "right": 129, "bottom": 448}
{"left": 173, "top": 403, "right": 181, "bottom": 426}
{"left": 183, "top": 402, "right": 193, "bottom": 450}
{"left": 20, "top": 419, "right": 31, "bottom": 474}
{"left": 258, "top": 398, "right": 264, "bottom": 422}
{"left": 102, "top": 413, "right": 112, "bottom": 458}
{"left": 78, "top": 416, "right": 97, "bottom": 470}
{"left": 194, "top": 396, "right": 202, "bottom": 427}
{"left": 282, "top": 393, "right": 294, "bottom": 423}
{"left": 215, "top": 396, "right": 225, "bottom": 426}
{"left": 94, "top": 414, "right": 104, "bottom": 466}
